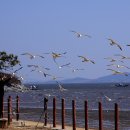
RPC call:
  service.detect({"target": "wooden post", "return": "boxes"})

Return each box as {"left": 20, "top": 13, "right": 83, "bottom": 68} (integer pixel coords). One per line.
{"left": 53, "top": 97, "right": 56, "bottom": 127}
{"left": 2, "top": 96, "right": 4, "bottom": 118}
{"left": 115, "top": 103, "right": 119, "bottom": 130}
{"left": 72, "top": 100, "right": 76, "bottom": 130}
{"left": 16, "top": 95, "right": 19, "bottom": 121}
{"left": 61, "top": 98, "right": 65, "bottom": 129}
{"left": 44, "top": 97, "right": 48, "bottom": 126}
{"left": 8, "top": 96, "right": 12, "bottom": 125}
{"left": 85, "top": 100, "right": 88, "bottom": 130}
{"left": 99, "top": 102, "right": 103, "bottom": 130}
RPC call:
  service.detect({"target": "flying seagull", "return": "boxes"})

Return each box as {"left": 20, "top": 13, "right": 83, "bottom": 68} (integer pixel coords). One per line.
{"left": 107, "top": 38, "right": 122, "bottom": 51}
{"left": 100, "top": 92, "right": 112, "bottom": 101}
{"left": 56, "top": 81, "right": 68, "bottom": 92}
{"left": 44, "top": 52, "right": 67, "bottom": 64}
{"left": 27, "top": 64, "right": 50, "bottom": 71}
{"left": 104, "top": 57, "right": 124, "bottom": 63}
{"left": 107, "top": 64, "right": 130, "bottom": 69}
{"left": 114, "top": 54, "right": 130, "bottom": 60}
{"left": 56, "top": 62, "right": 71, "bottom": 69}
{"left": 21, "top": 53, "right": 44, "bottom": 59}
{"left": 107, "top": 69, "right": 128, "bottom": 76}
{"left": 70, "top": 30, "right": 91, "bottom": 38}
{"left": 78, "top": 56, "right": 95, "bottom": 64}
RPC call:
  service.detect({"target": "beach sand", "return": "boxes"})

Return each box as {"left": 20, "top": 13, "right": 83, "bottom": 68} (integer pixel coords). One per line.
{"left": 0, "top": 119, "right": 96, "bottom": 130}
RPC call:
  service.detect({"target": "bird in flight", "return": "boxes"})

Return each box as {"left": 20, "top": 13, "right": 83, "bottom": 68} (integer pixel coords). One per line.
{"left": 104, "top": 57, "right": 124, "bottom": 63}
{"left": 37, "top": 70, "right": 51, "bottom": 77}
{"left": 70, "top": 30, "right": 91, "bottom": 38}
{"left": 12, "top": 67, "right": 23, "bottom": 75}
{"left": 107, "top": 38, "right": 122, "bottom": 51}
{"left": 27, "top": 64, "right": 50, "bottom": 72}
{"left": 21, "top": 53, "right": 44, "bottom": 59}
{"left": 44, "top": 52, "right": 67, "bottom": 64}
{"left": 107, "top": 69, "right": 128, "bottom": 76}
{"left": 56, "top": 81, "right": 68, "bottom": 92}
{"left": 78, "top": 56, "right": 95, "bottom": 64}
{"left": 100, "top": 92, "right": 112, "bottom": 101}
{"left": 66, "top": 65, "right": 85, "bottom": 72}
{"left": 107, "top": 64, "right": 130, "bottom": 69}
{"left": 56, "top": 63, "right": 71, "bottom": 69}
{"left": 114, "top": 54, "right": 130, "bottom": 60}
{"left": 52, "top": 52, "right": 67, "bottom": 61}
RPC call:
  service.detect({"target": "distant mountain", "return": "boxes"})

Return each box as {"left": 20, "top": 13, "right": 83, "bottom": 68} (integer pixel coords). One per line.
{"left": 60, "top": 73, "right": 130, "bottom": 83}
{"left": 25, "top": 73, "right": 130, "bottom": 84}
{"left": 94, "top": 73, "right": 130, "bottom": 83}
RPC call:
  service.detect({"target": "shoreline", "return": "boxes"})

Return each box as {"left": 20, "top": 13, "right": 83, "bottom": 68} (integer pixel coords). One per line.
{"left": 2, "top": 108, "right": 130, "bottom": 129}
{"left": 0, "top": 119, "right": 96, "bottom": 130}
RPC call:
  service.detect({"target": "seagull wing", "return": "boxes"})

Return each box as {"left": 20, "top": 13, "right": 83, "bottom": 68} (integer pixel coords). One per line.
{"left": 116, "top": 44, "right": 122, "bottom": 51}
{"left": 84, "top": 34, "right": 91, "bottom": 38}
{"left": 90, "top": 60, "right": 95, "bottom": 64}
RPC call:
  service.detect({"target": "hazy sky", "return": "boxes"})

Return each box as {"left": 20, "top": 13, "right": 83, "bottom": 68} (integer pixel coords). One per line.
{"left": 0, "top": 0, "right": 130, "bottom": 82}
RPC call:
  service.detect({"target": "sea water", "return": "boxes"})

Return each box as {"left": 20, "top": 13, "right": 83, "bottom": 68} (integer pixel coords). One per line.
{"left": 4, "top": 83, "right": 130, "bottom": 130}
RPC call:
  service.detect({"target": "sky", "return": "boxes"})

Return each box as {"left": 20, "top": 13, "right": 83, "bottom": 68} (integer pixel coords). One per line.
{"left": 0, "top": 0, "right": 130, "bottom": 83}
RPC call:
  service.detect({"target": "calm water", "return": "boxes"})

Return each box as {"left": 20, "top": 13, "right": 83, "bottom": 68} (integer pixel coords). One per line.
{"left": 4, "top": 83, "right": 130, "bottom": 130}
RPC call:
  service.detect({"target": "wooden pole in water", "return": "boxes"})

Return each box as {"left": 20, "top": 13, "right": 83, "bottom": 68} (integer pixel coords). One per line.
{"left": 61, "top": 98, "right": 65, "bottom": 129}
{"left": 53, "top": 97, "right": 56, "bottom": 127}
{"left": 85, "top": 100, "right": 88, "bottom": 130}
{"left": 115, "top": 103, "right": 119, "bottom": 130}
{"left": 8, "top": 96, "right": 12, "bottom": 125}
{"left": 16, "top": 95, "right": 19, "bottom": 121}
{"left": 2, "top": 96, "right": 4, "bottom": 118}
{"left": 99, "top": 102, "right": 103, "bottom": 130}
{"left": 72, "top": 100, "right": 76, "bottom": 130}
{"left": 44, "top": 97, "right": 48, "bottom": 126}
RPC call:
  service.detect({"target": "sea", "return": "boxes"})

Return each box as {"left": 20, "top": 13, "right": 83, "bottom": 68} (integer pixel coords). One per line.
{"left": 4, "top": 83, "right": 130, "bottom": 130}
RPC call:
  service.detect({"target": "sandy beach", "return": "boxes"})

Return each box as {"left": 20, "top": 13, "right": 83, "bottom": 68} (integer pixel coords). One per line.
{"left": 0, "top": 119, "right": 96, "bottom": 130}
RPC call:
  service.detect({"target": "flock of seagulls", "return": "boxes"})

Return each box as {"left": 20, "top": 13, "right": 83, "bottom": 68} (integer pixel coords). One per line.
{"left": 6, "top": 30, "right": 130, "bottom": 100}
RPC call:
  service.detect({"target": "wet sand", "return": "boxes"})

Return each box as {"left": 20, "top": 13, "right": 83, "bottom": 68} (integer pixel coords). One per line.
{"left": 0, "top": 119, "right": 96, "bottom": 130}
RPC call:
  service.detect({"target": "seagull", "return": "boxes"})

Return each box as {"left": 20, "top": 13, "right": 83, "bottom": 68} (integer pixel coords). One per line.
{"left": 56, "top": 81, "right": 68, "bottom": 92}
{"left": 100, "top": 92, "right": 112, "bottom": 101}
{"left": 66, "top": 65, "right": 85, "bottom": 72}
{"left": 52, "top": 52, "right": 67, "bottom": 62}
{"left": 27, "top": 64, "right": 50, "bottom": 71}
{"left": 37, "top": 70, "right": 51, "bottom": 77}
{"left": 107, "top": 38, "right": 122, "bottom": 51}
{"left": 21, "top": 53, "right": 44, "bottom": 59}
{"left": 50, "top": 75, "right": 63, "bottom": 80}
{"left": 107, "top": 69, "right": 128, "bottom": 76}
{"left": 71, "top": 68, "right": 85, "bottom": 72}
{"left": 70, "top": 30, "right": 91, "bottom": 38}
{"left": 107, "top": 64, "right": 130, "bottom": 69}
{"left": 104, "top": 57, "right": 124, "bottom": 63}
{"left": 12, "top": 67, "right": 23, "bottom": 75}
{"left": 44, "top": 52, "right": 67, "bottom": 64}
{"left": 78, "top": 56, "right": 95, "bottom": 64}
{"left": 56, "top": 63, "right": 71, "bottom": 69}
{"left": 114, "top": 54, "right": 130, "bottom": 60}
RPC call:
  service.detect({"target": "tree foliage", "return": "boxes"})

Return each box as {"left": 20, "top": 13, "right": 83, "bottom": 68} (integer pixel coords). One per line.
{"left": 0, "top": 51, "right": 20, "bottom": 71}
{"left": 0, "top": 51, "right": 21, "bottom": 85}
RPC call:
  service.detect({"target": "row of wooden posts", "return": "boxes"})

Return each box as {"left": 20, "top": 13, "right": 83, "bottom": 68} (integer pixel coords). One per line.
{"left": 2, "top": 96, "right": 119, "bottom": 130}
{"left": 1, "top": 96, "right": 19, "bottom": 125}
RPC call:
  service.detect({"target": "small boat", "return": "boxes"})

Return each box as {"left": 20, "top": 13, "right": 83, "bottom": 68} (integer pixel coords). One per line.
{"left": 30, "top": 85, "right": 38, "bottom": 90}
{"left": 115, "top": 83, "right": 128, "bottom": 87}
